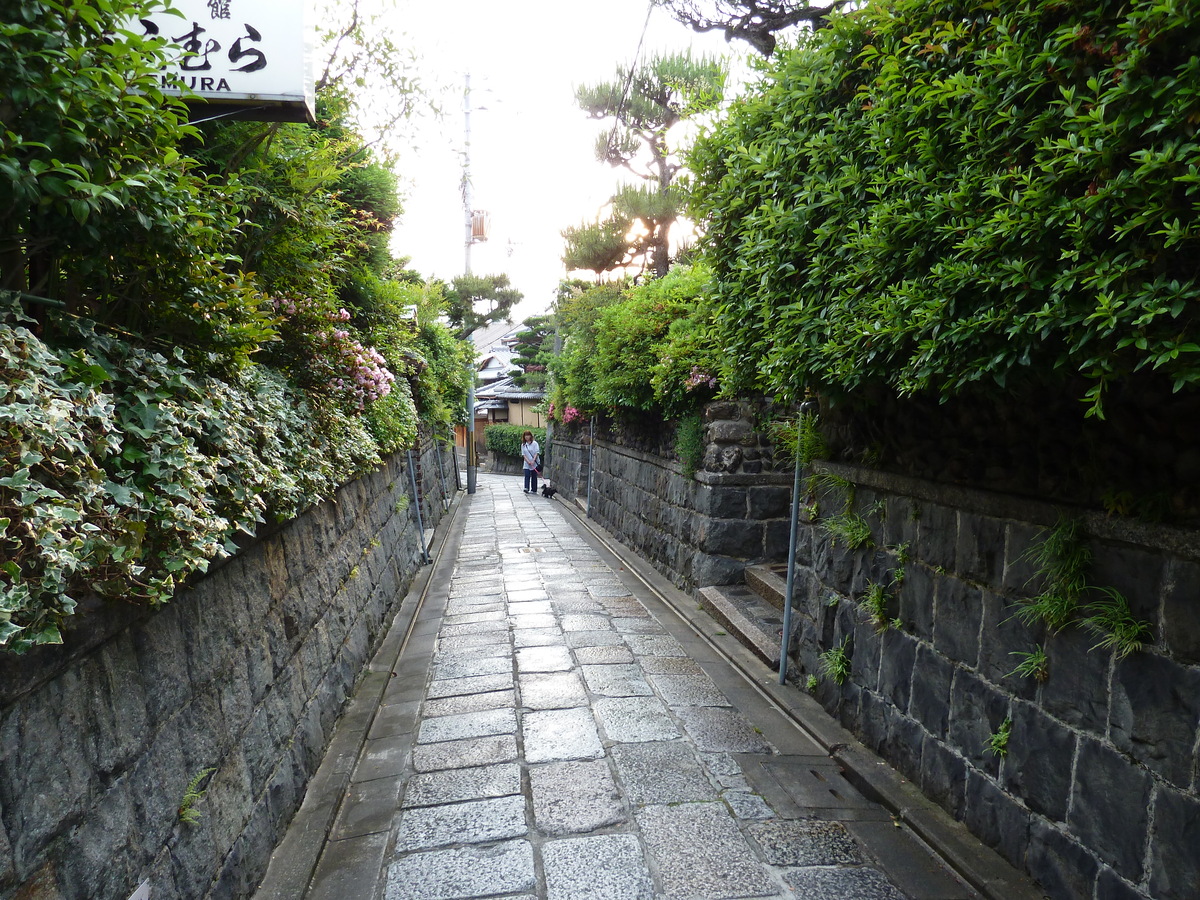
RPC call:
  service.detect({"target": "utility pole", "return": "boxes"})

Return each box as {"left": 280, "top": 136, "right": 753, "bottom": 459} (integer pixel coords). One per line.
{"left": 464, "top": 73, "right": 478, "bottom": 494}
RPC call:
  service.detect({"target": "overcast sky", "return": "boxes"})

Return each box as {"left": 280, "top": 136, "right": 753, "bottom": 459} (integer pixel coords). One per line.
{"left": 375, "top": 0, "right": 750, "bottom": 323}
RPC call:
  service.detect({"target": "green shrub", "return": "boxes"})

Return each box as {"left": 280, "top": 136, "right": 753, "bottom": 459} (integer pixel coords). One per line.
{"left": 485, "top": 425, "right": 546, "bottom": 459}
{"left": 0, "top": 301, "right": 382, "bottom": 653}
{"left": 675, "top": 414, "right": 705, "bottom": 477}
{"left": 690, "top": 0, "right": 1200, "bottom": 415}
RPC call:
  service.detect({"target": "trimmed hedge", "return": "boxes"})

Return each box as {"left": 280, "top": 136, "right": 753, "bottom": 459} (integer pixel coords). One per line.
{"left": 484, "top": 424, "right": 546, "bottom": 460}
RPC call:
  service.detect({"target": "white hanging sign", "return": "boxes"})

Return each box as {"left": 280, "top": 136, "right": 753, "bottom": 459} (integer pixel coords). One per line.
{"left": 135, "top": 0, "right": 315, "bottom": 122}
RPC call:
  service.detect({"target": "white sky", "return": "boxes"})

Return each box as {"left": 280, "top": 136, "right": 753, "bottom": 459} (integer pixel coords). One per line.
{"left": 373, "top": 0, "right": 751, "bottom": 323}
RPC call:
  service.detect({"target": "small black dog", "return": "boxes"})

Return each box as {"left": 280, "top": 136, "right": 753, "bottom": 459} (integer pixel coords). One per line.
{"left": 540, "top": 484, "right": 558, "bottom": 499}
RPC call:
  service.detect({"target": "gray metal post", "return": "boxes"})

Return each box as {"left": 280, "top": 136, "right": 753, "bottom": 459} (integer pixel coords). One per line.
{"left": 435, "top": 430, "right": 450, "bottom": 509}
{"left": 586, "top": 417, "right": 595, "bottom": 517}
{"left": 407, "top": 450, "right": 431, "bottom": 564}
{"left": 467, "top": 369, "right": 477, "bottom": 495}
{"left": 779, "top": 445, "right": 802, "bottom": 684}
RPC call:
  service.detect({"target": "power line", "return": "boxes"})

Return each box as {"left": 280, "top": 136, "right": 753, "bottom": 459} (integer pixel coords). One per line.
{"left": 606, "top": 0, "right": 657, "bottom": 159}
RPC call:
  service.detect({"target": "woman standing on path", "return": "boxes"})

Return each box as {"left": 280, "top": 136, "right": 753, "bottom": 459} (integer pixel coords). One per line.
{"left": 521, "top": 431, "right": 540, "bottom": 494}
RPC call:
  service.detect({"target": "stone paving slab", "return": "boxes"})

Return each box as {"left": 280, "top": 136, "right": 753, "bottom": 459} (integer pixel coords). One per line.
{"left": 637, "top": 802, "right": 780, "bottom": 899}
{"left": 393, "top": 794, "right": 528, "bottom": 852}
{"left": 523, "top": 707, "right": 605, "bottom": 763}
{"left": 542, "top": 834, "right": 655, "bottom": 900}
{"left": 410, "top": 735, "right": 518, "bottom": 773}
{"left": 529, "top": 759, "right": 626, "bottom": 835}
{"left": 401, "top": 762, "right": 522, "bottom": 808}
{"left": 383, "top": 840, "right": 535, "bottom": 900}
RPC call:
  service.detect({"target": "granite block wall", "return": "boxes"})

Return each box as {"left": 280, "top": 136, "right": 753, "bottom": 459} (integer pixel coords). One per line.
{"left": 0, "top": 439, "right": 453, "bottom": 900}
{"left": 787, "top": 462, "right": 1200, "bottom": 900}
{"left": 546, "top": 428, "right": 792, "bottom": 590}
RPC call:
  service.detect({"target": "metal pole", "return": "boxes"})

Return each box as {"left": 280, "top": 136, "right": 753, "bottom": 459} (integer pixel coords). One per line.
{"left": 779, "top": 400, "right": 818, "bottom": 684}
{"left": 463, "top": 73, "right": 474, "bottom": 277}
{"left": 435, "top": 430, "right": 450, "bottom": 510}
{"left": 467, "top": 370, "right": 477, "bottom": 495}
{"left": 586, "top": 417, "right": 595, "bottom": 517}
{"left": 779, "top": 443, "right": 802, "bottom": 684}
{"left": 463, "top": 73, "right": 478, "bottom": 495}
{"left": 407, "top": 450, "right": 431, "bottom": 564}
{"left": 449, "top": 427, "right": 462, "bottom": 492}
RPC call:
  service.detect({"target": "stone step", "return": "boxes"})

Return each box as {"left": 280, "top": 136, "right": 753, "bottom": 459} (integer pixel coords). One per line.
{"left": 697, "top": 585, "right": 784, "bottom": 668}
{"left": 744, "top": 563, "right": 788, "bottom": 613}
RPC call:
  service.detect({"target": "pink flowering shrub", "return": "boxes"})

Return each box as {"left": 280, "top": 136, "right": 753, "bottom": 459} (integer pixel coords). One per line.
{"left": 270, "top": 297, "right": 395, "bottom": 410}
{"left": 684, "top": 367, "right": 718, "bottom": 392}
{"left": 561, "top": 405, "right": 584, "bottom": 425}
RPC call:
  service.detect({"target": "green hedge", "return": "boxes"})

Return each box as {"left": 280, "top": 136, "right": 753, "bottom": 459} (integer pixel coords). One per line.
{"left": 689, "top": 0, "right": 1200, "bottom": 415}
{"left": 485, "top": 424, "right": 546, "bottom": 460}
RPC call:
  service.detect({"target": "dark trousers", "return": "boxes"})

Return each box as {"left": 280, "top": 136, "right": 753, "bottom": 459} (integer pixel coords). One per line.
{"left": 524, "top": 468, "right": 538, "bottom": 492}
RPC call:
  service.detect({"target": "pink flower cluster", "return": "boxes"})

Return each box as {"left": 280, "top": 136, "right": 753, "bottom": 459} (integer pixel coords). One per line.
{"left": 561, "top": 405, "right": 584, "bottom": 425}
{"left": 685, "top": 366, "right": 718, "bottom": 392}
{"left": 273, "top": 296, "right": 395, "bottom": 409}
{"left": 324, "top": 329, "right": 395, "bottom": 409}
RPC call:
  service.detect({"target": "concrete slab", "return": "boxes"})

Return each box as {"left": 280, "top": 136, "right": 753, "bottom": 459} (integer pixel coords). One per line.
{"left": 307, "top": 831, "right": 389, "bottom": 900}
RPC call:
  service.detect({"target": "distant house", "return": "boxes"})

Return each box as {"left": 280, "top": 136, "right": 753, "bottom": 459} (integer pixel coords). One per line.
{"left": 456, "top": 319, "right": 547, "bottom": 452}
{"left": 475, "top": 375, "right": 546, "bottom": 429}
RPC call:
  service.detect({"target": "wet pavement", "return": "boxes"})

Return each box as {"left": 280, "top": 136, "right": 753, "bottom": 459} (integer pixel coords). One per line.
{"left": 256, "top": 474, "right": 1032, "bottom": 900}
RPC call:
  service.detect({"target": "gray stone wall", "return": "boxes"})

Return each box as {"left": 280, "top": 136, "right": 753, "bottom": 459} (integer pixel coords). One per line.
{"left": 0, "top": 439, "right": 454, "bottom": 900}
{"left": 781, "top": 462, "right": 1200, "bottom": 900}
{"left": 545, "top": 411, "right": 793, "bottom": 590}
{"left": 550, "top": 413, "right": 1200, "bottom": 900}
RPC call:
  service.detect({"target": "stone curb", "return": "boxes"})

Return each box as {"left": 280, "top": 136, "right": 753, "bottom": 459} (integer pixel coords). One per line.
{"left": 553, "top": 497, "right": 1047, "bottom": 900}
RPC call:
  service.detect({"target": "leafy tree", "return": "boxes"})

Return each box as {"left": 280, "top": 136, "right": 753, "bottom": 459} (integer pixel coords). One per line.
{"left": 444, "top": 273, "right": 522, "bottom": 337}
{"left": 689, "top": 0, "right": 1200, "bottom": 416}
{"left": 573, "top": 51, "right": 726, "bottom": 278}
{"left": 562, "top": 214, "right": 633, "bottom": 277}
{"left": 0, "top": 0, "right": 274, "bottom": 364}
{"left": 511, "top": 315, "right": 554, "bottom": 390}
{"left": 656, "top": 0, "right": 851, "bottom": 55}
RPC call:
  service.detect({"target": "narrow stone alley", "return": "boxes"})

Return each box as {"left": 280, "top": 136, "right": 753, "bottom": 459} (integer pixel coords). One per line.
{"left": 255, "top": 474, "right": 1039, "bottom": 900}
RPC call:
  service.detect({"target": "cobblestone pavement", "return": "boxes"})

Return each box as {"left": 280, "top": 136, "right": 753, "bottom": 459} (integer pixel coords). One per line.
{"left": 261, "top": 474, "right": 991, "bottom": 900}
